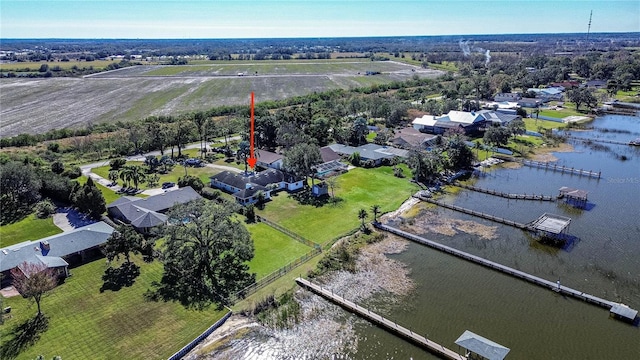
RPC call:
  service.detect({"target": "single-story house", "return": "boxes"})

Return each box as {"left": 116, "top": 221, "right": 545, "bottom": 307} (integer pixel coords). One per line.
{"left": 527, "top": 87, "right": 564, "bottom": 101}
{"left": 494, "top": 93, "right": 521, "bottom": 102}
{"left": 412, "top": 114, "right": 438, "bottom": 133}
{"left": 1, "top": 222, "right": 115, "bottom": 286}
{"left": 256, "top": 150, "right": 284, "bottom": 170}
{"left": 391, "top": 127, "right": 439, "bottom": 149}
{"left": 210, "top": 168, "right": 304, "bottom": 205}
{"left": 478, "top": 110, "right": 522, "bottom": 126}
{"left": 435, "top": 110, "right": 487, "bottom": 135}
{"left": 328, "top": 143, "right": 408, "bottom": 166}
{"left": 518, "top": 98, "right": 543, "bottom": 108}
{"left": 107, "top": 186, "right": 202, "bottom": 233}
{"left": 552, "top": 81, "right": 580, "bottom": 89}
{"left": 585, "top": 79, "right": 607, "bottom": 89}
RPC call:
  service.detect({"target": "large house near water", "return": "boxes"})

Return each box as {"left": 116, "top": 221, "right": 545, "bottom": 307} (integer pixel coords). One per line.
{"left": 107, "top": 186, "right": 202, "bottom": 233}
{"left": 0, "top": 222, "right": 115, "bottom": 286}
{"left": 210, "top": 168, "right": 304, "bottom": 205}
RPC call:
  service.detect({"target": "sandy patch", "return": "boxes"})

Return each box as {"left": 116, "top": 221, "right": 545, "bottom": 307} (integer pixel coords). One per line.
{"left": 380, "top": 197, "right": 420, "bottom": 221}
{"left": 530, "top": 142, "right": 574, "bottom": 162}
{"left": 402, "top": 210, "right": 498, "bottom": 240}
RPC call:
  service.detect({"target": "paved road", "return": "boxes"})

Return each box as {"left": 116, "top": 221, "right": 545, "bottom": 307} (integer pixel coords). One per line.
{"left": 80, "top": 138, "right": 244, "bottom": 196}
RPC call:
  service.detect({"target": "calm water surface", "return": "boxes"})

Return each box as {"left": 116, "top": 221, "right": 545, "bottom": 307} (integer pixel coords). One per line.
{"left": 354, "top": 114, "right": 640, "bottom": 359}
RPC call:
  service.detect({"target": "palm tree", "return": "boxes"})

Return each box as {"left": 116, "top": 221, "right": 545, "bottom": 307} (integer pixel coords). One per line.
{"left": 119, "top": 166, "right": 133, "bottom": 188}
{"left": 371, "top": 204, "right": 381, "bottom": 223}
{"left": 358, "top": 208, "right": 368, "bottom": 229}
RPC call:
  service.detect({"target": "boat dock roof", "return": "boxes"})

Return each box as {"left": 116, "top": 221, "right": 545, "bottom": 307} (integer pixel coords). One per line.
{"left": 530, "top": 213, "right": 572, "bottom": 234}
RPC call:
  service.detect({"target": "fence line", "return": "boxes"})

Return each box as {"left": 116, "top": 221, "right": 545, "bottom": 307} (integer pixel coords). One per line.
{"left": 256, "top": 215, "right": 321, "bottom": 250}
{"left": 230, "top": 247, "right": 322, "bottom": 303}
{"left": 167, "top": 311, "right": 232, "bottom": 360}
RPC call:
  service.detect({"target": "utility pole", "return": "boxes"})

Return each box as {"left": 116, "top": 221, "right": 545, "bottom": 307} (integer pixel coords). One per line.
{"left": 587, "top": 10, "right": 592, "bottom": 41}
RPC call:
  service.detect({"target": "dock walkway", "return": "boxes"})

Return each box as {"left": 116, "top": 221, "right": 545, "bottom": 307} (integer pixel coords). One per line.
{"left": 567, "top": 135, "right": 636, "bottom": 146}
{"left": 452, "top": 182, "right": 555, "bottom": 201}
{"left": 296, "top": 277, "right": 465, "bottom": 360}
{"left": 374, "top": 223, "right": 637, "bottom": 322}
{"left": 415, "top": 195, "right": 529, "bottom": 229}
{"left": 520, "top": 159, "right": 601, "bottom": 179}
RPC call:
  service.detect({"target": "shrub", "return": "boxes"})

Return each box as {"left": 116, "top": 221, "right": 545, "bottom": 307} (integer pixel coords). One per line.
{"left": 177, "top": 175, "right": 204, "bottom": 192}
{"left": 63, "top": 166, "right": 82, "bottom": 179}
{"left": 109, "top": 158, "right": 127, "bottom": 170}
{"left": 201, "top": 187, "right": 221, "bottom": 200}
{"left": 35, "top": 199, "right": 56, "bottom": 218}
{"left": 51, "top": 160, "right": 65, "bottom": 174}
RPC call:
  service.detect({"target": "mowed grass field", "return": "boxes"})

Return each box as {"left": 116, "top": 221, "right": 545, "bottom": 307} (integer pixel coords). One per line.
{"left": 0, "top": 257, "right": 227, "bottom": 360}
{"left": 0, "top": 214, "right": 62, "bottom": 248}
{"left": 0, "top": 60, "right": 442, "bottom": 137}
{"left": 0, "top": 60, "right": 120, "bottom": 72}
{"left": 257, "top": 166, "right": 418, "bottom": 245}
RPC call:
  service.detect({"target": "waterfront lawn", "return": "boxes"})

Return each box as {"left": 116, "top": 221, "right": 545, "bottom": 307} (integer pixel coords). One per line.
{"left": 246, "top": 222, "right": 313, "bottom": 279}
{"left": 0, "top": 213, "right": 62, "bottom": 247}
{"left": 523, "top": 118, "right": 565, "bottom": 131}
{"left": 257, "top": 165, "right": 418, "bottom": 245}
{"left": 0, "top": 257, "right": 226, "bottom": 360}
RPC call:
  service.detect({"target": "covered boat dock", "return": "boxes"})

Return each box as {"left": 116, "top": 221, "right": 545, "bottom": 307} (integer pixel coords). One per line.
{"left": 455, "top": 330, "right": 510, "bottom": 360}
{"left": 558, "top": 187, "right": 589, "bottom": 208}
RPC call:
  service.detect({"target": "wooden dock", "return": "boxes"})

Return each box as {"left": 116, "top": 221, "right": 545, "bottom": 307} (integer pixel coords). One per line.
{"left": 521, "top": 160, "right": 601, "bottom": 179}
{"left": 452, "top": 182, "right": 555, "bottom": 201}
{"left": 295, "top": 277, "right": 465, "bottom": 360}
{"left": 374, "top": 223, "right": 637, "bottom": 322}
{"left": 415, "top": 195, "right": 529, "bottom": 229}
{"left": 567, "top": 135, "right": 637, "bottom": 147}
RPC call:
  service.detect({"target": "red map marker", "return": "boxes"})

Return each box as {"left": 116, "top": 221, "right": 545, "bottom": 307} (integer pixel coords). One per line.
{"left": 247, "top": 92, "right": 257, "bottom": 169}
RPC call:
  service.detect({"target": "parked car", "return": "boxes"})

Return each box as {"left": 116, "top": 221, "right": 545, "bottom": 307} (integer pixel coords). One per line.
{"left": 184, "top": 158, "right": 203, "bottom": 167}
{"left": 161, "top": 182, "right": 175, "bottom": 189}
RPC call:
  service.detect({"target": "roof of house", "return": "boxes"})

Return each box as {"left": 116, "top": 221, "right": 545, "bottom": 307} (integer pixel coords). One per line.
{"left": 412, "top": 114, "right": 438, "bottom": 127}
{"left": 234, "top": 184, "right": 269, "bottom": 200}
{"left": 257, "top": 150, "right": 284, "bottom": 164}
{"left": 391, "top": 127, "right": 438, "bottom": 148}
{"left": 494, "top": 92, "right": 521, "bottom": 99}
{"left": 1, "top": 222, "right": 114, "bottom": 273}
{"left": 518, "top": 98, "right": 542, "bottom": 107}
{"left": 211, "top": 168, "right": 300, "bottom": 192}
{"left": 440, "top": 111, "right": 486, "bottom": 124}
{"left": 434, "top": 120, "right": 465, "bottom": 129}
{"left": 478, "top": 110, "right": 520, "bottom": 124}
{"left": 130, "top": 211, "right": 168, "bottom": 228}
{"left": 210, "top": 171, "right": 252, "bottom": 190}
{"left": 328, "top": 143, "right": 408, "bottom": 160}
{"left": 320, "top": 146, "right": 342, "bottom": 163}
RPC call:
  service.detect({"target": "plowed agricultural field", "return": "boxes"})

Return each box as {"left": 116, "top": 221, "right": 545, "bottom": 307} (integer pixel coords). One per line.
{"left": 0, "top": 61, "right": 442, "bottom": 136}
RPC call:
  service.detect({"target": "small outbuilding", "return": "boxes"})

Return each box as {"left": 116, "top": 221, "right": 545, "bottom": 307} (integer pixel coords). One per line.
{"left": 455, "top": 330, "right": 510, "bottom": 360}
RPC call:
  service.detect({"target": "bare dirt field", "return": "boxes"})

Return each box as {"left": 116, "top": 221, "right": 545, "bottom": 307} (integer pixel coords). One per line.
{"left": 1, "top": 61, "right": 443, "bottom": 136}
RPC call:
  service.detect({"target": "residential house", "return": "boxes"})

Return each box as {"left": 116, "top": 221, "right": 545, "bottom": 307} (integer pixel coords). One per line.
{"left": 551, "top": 81, "right": 580, "bottom": 89}
{"left": 328, "top": 143, "right": 408, "bottom": 166}
{"left": 1, "top": 222, "right": 115, "bottom": 286}
{"left": 493, "top": 93, "right": 522, "bottom": 102}
{"left": 478, "top": 110, "right": 522, "bottom": 126}
{"left": 585, "top": 79, "right": 607, "bottom": 89}
{"left": 256, "top": 150, "right": 284, "bottom": 170}
{"left": 518, "top": 98, "right": 543, "bottom": 109}
{"left": 434, "top": 110, "right": 487, "bottom": 135}
{"left": 391, "top": 127, "right": 439, "bottom": 149}
{"left": 107, "top": 186, "right": 202, "bottom": 233}
{"left": 412, "top": 114, "right": 438, "bottom": 133}
{"left": 210, "top": 168, "right": 304, "bottom": 205}
{"left": 316, "top": 146, "right": 348, "bottom": 177}
{"left": 527, "top": 87, "right": 564, "bottom": 102}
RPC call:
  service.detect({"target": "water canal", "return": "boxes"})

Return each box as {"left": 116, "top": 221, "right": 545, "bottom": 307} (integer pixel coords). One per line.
{"left": 204, "top": 114, "right": 639, "bottom": 359}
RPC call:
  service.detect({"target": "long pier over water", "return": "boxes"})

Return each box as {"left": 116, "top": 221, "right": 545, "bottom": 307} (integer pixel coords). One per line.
{"left": 296, "top": 277, "right": 465, "bottom": 360}
{"left": 452, "top": 182, "right": 555, "bottom": 201}
{"left": 374, "top": 223, "right": 637, "bottom": 322}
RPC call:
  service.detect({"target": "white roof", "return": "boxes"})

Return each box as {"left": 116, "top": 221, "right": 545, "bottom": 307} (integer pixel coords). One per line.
{"left": 412, "top": 115, "right": 437, "bottom": 127}
{"left": 445, "top": 111, "right": 485, "bottom": 124}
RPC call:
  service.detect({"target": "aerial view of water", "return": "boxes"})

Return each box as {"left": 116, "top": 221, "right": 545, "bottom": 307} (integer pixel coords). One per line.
{"left": 353, "top": 114, "right": 640, "bottom": 359}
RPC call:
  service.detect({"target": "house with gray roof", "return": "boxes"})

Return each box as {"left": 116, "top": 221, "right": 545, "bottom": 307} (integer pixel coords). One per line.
{"left": 107, "top": 186, "right": 202, "bottom": 233}
{"left": 1, "top": 222, "right": 114, "bottom": 286}
{"left": 478, "top": 110, "right": 522, "bottom": 126}
{"left": 210, "top": 168, "right": 304, "bottom": 205}
{"left": 256, "top": 149, "right": 284, "bottom": 170}
{"left": 327, "top": 143, "right": 408, "bottom": 166}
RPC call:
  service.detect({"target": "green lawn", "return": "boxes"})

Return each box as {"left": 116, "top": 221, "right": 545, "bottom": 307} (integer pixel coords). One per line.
{"left": 0, "top": 214, "right": 62, "bottom": 248}
{"left": 257, "top": 166, "right": 418, "bottom": 245}
{"left": 524, "top": 118, "right": 566, "bottom": 131}
{"left": 91, "top": 162, "right": 219, "bottom": 191}
{"left": 246, "top": 222, "right": 313, "bottom": 279}
{"left": 0, "top": 257, "right": 226, "bottom": 360}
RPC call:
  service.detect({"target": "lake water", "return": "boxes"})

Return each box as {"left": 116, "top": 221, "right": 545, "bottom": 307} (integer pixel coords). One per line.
{"left": 354, "top": 114, "right": 640, "bottom": 359}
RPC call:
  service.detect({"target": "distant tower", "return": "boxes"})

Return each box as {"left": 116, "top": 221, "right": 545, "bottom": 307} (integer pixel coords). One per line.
{"left": 587, "top": 10, "right": 593, "bottom": 41}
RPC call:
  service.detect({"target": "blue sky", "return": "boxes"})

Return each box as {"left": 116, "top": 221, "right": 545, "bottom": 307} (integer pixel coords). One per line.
{"left": 1, "top": 0, "right": 638, "bottom": 39}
